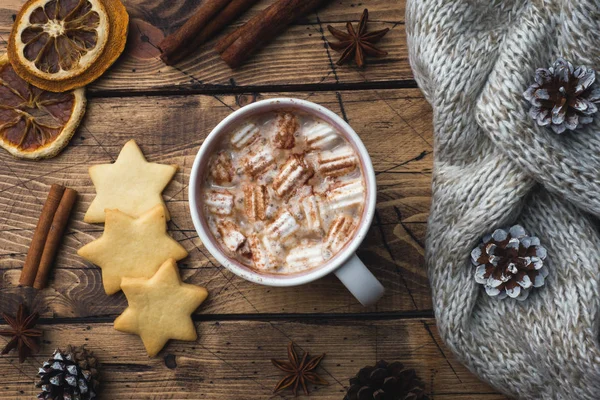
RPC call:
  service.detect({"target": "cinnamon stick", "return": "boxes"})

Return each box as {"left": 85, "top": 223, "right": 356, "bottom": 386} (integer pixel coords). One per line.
{"left": 159, "top": 0, "right": 259, "bottom": 65}
{"left": 215, "top": 0, "right": 331, "bottom": 68}
{"left": 19, "top": 184, "right": 65, "bottom": 287}
{"left": 33, "top": 188, "right": 78, "bottom": 290}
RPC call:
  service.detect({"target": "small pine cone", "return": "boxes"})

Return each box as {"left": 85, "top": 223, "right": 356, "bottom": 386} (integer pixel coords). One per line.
{"left": 36, "top": 345, "right": 100, "bottom": 400}
{"left": 471, "top": 225, "right": 548, "bottom": 301}
{"left": 344, "top": 360, "right": 428, "bottom": 400}
{"left": 524, "top": 57, "right": 600, "bottom": 134}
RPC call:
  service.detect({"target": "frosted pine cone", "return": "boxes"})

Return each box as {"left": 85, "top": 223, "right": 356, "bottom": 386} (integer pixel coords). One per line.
{"left": 344, "top": 360, "right": 427, "bottom": 400}
{"left": 524, "top": 58, "right": 600, "bottom": 134}
{"left": 37, "top": 345, "right": 100, "bottom": 400}
{"left": 471, "top": 225, "right": 548, "bottom": 301}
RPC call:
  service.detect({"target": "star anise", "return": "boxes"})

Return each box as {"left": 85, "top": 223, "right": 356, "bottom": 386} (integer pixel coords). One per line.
{"left": 271, "top": 341, "right": 328, "bottom": 396}
{"left": 0, "top": 304, "right": 42, "bottom": 363}
{"left": 327, "top": 9, "right": 390, "bottom": 68}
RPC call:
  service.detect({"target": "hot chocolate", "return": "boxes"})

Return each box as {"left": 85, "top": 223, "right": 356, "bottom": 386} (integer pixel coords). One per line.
{"left": 201, "top": 110, "right": 367, "bottom": 274}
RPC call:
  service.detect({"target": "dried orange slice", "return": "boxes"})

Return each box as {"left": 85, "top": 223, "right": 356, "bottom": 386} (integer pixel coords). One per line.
{"left": 0, "top": 54, "right": 86, "bottom": 159}
{"left": 8, "top": 0, "right": 128, "bottom": 92}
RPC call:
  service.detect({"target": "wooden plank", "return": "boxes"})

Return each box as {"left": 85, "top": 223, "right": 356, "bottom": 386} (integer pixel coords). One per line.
{"left": 0, "top": 318, "right": 505, "bottom": 399}
{"left": 0, "top": 89, "right": 433, "bottom": 317}
{"left": 0, "top": 0, "right": 411, "bottom": 93}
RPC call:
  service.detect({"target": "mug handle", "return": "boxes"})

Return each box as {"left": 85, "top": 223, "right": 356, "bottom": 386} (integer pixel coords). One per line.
{"left": 334, "top": 254, "right": 385, "bottom": 306}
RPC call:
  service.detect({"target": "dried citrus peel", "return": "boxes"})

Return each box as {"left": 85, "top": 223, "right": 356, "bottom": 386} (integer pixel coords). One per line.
{"left": 0, "top": 54, "right": 86, "bottom": 159}
{"left": 12, "top": 0, "right": 110, "bottom": 81}
{"left": 8, "top": 0, "right": 129, "bottom": 92}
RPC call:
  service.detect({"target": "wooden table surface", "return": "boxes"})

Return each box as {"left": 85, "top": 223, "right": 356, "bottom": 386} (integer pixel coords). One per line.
{"left": 0, "top": 0, "right": 506, "bottom": 398}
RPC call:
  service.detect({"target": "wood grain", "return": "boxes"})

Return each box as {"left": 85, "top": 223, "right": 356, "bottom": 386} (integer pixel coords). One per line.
{"left": 0, "top": 0, "right": 411, "bottom": 93}
{"left": 0, "top": 89, "right": 433, "bottom": 317}
{"left": 0, "top": 319, "right": 504, "bottom": 399}
{"left": 0, "top": 0, "right": 508, "bottom": 397}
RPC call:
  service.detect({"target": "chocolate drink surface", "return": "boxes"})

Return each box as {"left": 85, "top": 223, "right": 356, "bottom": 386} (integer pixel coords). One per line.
{"left": 202, "top": 110, "right": 366, "bottom": 274}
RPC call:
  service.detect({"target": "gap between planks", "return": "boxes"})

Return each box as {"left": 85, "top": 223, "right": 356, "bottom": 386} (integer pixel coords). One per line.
{"left": 3, "top": 311, "right": 436, "bottom": 326}
{"left": 87, "top": 80, "right": 420, "bottom": 99}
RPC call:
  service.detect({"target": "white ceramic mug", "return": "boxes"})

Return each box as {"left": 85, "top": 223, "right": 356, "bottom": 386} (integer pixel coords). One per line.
{"left": 188, "top": 98, "right": 385, "bottom": 306}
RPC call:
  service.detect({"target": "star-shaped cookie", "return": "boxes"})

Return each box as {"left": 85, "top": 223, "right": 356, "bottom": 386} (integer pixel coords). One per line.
{"left": 114, "top": 258, "right": 208, "bottom": 357}
{"left": 84, "top": 140, "right": 177, "bottom": 223}
{"left": 78, "top": 205, "right": 188, "bottom": 294}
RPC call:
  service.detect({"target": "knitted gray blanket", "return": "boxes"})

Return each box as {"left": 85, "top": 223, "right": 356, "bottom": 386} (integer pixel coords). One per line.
{"left": 406, "top": 1, "right": 600, "bottom": 398}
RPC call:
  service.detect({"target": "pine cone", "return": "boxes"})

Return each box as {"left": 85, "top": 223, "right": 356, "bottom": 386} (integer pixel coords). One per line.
{"left": 472, "top": 225, "right": 548, "bottom": 301}
{"left": 36, "top": 345, "right": 100, "bottom": 400}
{"left": 524, "top": 58, "right": 600, "bottom": 134}
{"left": 344, "top": 360, "right": 427, "bottom": 400}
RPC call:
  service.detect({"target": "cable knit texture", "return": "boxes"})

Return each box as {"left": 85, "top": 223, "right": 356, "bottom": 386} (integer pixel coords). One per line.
{"left": 406, "top": 1, "right": 600, "bottom": 398}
